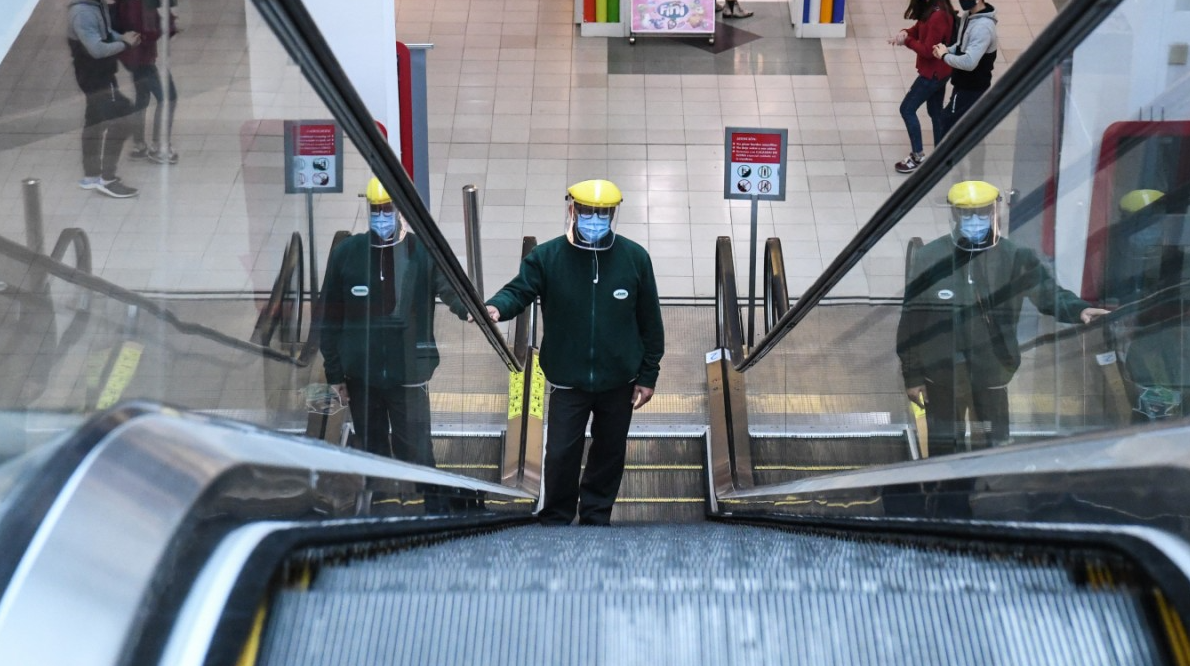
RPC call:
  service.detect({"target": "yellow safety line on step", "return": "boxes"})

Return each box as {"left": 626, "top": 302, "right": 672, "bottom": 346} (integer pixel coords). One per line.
{"left": 754, "top": 465, "right": 861, "bottom": 471}
{"left": 1155, "top": 589, "right": 1190, "bottom": 666}
{"left": 234, "top": 603, "right": 269, "bottom": 666}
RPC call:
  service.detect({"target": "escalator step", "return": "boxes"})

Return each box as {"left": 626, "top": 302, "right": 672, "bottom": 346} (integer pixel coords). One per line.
{"left": 624, "top": 437, "right": 703, "bottom": 465}
{"left": 260, "top": 589, "right": 1155, "bottom": 666}
{"left": 750, "top": 436, "right": 910, "bottom": 467}
{"left": 258, "top": 525, "right": 1160, "bottom": 665}
{"left": 431, "top": 436, "right": 501, "bottom": 465}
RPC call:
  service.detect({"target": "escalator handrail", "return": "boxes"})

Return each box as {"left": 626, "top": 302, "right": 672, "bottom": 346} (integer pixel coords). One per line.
{"left": 250, "top": 231, "right": 303, "bottom": 347}
{"left": 763, "top": 237, "right": 790, "bottom": 334}
{"left": 730, "top": 0, "right": 1125, "bottom": 373}
{"left": 0, "top": 233, "right": 299, "bottom": 364}
{"left": 715, "top": 236, "right": 746, "bottom": 360}
{"left": 250, "top": 0, "right": 522, "bottom": 374}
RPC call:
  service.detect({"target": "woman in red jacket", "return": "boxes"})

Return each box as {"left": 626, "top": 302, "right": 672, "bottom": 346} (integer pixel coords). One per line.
{"left": 113, "top": 0, "right": 179, "bottom": 164}
{"left": 890, "top": 0, "right": 955, "bottom": 174}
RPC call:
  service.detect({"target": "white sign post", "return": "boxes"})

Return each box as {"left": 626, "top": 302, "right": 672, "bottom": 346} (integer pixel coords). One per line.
{"left": 723, "top": 127, "right": 788, "bottom": 349}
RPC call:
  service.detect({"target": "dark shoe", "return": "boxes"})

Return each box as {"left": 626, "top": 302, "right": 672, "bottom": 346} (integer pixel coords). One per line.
{"left": 895, "top": 152, "right": 924, "bottom": 174}
{"left": 148, "top": 149, "right": 178, "bottom": 165}
{"left": 128, "top": 145, "right": 151, "bottom": 160}
{"left": 96, "top": 178, "right": 139, "bottom": 198}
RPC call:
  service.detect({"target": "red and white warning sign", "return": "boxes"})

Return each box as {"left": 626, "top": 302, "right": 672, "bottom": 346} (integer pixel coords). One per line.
{"left": 724, "top": 127, "right": 788, "bottom": 201}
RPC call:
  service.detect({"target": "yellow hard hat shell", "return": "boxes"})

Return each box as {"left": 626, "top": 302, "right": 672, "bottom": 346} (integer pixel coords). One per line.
{"left": 1119, "top": 189, "right": 1164, "bottom": 214}
{"left": 947, "top": 180, "right": 999, "bottom": 208}
{"left": 567, "top": 179, "right": 622, "bottom": 207}
{"left": 365, "top": 177, "right": 391, "bottom": 205}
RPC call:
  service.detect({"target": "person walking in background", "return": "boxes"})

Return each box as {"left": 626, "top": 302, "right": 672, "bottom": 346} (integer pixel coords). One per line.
{"left": 67, "top": 0, "right": 141, "bottom": 198}
{"left": 933, "top": 0, "right": 998, "bottom": 141}
{"left": 113, "top": 0, "right": 179, "bottom": 165}
{"left": 486, "top": 179, "right": 665, "bottom": 526}
{"left": 890, "top": 0, "right": 955, "bottom": 174}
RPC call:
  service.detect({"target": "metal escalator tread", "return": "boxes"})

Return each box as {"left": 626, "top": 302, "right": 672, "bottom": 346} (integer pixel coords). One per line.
{"left": 257, "top": 524, "right": 1161, "bottom": 665}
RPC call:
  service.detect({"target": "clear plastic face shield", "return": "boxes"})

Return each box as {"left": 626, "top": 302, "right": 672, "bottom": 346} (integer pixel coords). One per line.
{"left": 949, "top": 199, "right": 1001, "bottom": 252}
{"left": 565, "top": 199, "right": 619, "bottom": 251}
{"left": 369, "top": 201, "right": 408, "bottom": 247}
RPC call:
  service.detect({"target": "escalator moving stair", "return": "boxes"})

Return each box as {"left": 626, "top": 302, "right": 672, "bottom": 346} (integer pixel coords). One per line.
{"left": 256, "top": 524, "right": 1160, "bottom": 665}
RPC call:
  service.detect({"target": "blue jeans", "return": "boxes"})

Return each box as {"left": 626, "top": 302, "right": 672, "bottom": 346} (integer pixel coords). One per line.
{"left": 900, "top": 75, "right": 948, "bottom": 154}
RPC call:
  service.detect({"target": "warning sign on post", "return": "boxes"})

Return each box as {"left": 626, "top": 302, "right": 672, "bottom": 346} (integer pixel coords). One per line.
{"left": 723, "top": 127, "right": 788, "bottom": 201}
{"left": 284, "top": 120, "right": 344, "bottom": 194}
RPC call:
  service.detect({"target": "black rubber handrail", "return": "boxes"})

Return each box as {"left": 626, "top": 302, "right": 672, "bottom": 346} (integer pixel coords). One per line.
{"left": 47, "top": 228, "right": 94, "bottom": 352}
{"left": 0, "top": 233, "right": 298, "bottom": 363}
{"left": 250, "top": 0, "right": 522, "bottom": 373}
{"left": 715, "top": 236, "right": 746, "bottom": 361}
{"left": 251, "top": 231, "right": 303, "bottom": 347}
{"left": 731, "top": 0, "right": 1126, "bottom": 373}
{"left": 762, "top": 238, "right": 789, "bottom": 334}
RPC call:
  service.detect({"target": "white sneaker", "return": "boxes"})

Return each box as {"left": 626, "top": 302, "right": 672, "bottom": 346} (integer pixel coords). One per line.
{"left": 78, "top": 176, "right": 102, "bottom": 190}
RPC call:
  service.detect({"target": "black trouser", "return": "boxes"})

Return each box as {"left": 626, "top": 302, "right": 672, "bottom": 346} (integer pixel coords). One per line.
{"left": 924, "top": 368, "right": 1010, "bottom": 456}
{"left": 127, "top": 64, "right": 177, "bottom": 148}
{"left": 937, "top": 86, "right": 989, "bottom": 141}
{"left": 344, "top": 379, "right": 435, "bottom": 466}
{"left": 81, "top": 83, "right": 134, "bottom": 180}
{"left": 539, "top": 382, "right": 635, "bottom": 526}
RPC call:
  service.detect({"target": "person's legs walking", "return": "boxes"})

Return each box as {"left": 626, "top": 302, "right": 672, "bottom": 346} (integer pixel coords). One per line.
{"left": 926, "top": 77, "right": 948, "bottom": 149}
{"left": 577, "top": 382, "right": 635, "bottom": 525}
{"left": 539, "top": 387, "right": 593, "bottom": 525}
{"left": 899, "top": 76, "right": 932, "bottom": 157}
{"left": 80, "top": 90, "right": 106, "bottom": 182}
{"left": 128, "top": 64, "right": 156, "bottom": 155}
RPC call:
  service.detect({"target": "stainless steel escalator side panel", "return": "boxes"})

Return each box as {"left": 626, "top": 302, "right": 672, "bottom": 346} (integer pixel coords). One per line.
{"left": 0, "top": 410, "right": 533, "bottom": 666}
{"left": 718, "top": 421, "right": 1190, "bottom": 546}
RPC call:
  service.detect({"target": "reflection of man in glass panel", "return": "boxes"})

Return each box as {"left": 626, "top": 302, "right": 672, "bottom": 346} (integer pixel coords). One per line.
{"left": 897, "top": 181, "right": 1108, "bottom": 455}
{"left": 320, "top": 177, "right": 468, "bottom": 463}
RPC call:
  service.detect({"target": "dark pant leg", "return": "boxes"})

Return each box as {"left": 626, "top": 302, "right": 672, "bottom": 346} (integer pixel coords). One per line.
{"left": 81, "top": 89, "right": 108, "bottom": 178}
{"left": 939, "top": 86, "right": 987, "bottom": 141}
{"left": 539, "top": 387, "right": 594, "bottom": 525}
{"left": 900, "top": 75, "right": 934, "bottom": 155}
{"left": 91, "top": 89, "right": 135, "bottom": 181}
{"left": 925, "top": 77, "right": 948, "bottom": 148}
{"left": 578, "top": 383, "right": 635, "bottom": 525}
{"left": 129, "top": 65, "right": 157, "bottom": 146}
{"left": 157, "top": 73, "right": 177, "bottom": 149}
{"left": 386, "top": 384, "right": 435, "bottom": 466}
{"left": 924, "top": 373, "right": 967, "bottom": 456}
{"left": 345, "top": 378, "right": 394, "bottom": 458}
{"left": 970, "top": 385, "right": 1010, "bottom": 446}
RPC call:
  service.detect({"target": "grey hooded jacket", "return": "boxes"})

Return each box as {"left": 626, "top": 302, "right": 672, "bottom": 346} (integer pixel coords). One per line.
{"left": 944, "top": 4, "right": 998, "bottom": 90}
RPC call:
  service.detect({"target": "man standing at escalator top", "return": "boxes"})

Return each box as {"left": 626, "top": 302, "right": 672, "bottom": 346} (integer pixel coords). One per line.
{"left": 320, "top": 177, "right": 469, "bottom": 464}
{"left": 486, "top": 179, "right": 665, "bottom": 526}
{"left": 896, "top": 180, "right": 1108, "bottom": 455}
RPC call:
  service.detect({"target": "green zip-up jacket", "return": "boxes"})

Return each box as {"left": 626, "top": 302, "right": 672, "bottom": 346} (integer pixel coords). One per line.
{"left": 897, "top": 236, "right": 1092, "bottom": 388}
{"left": 320, "top": 232, "right": 467, "bottom": 389}
{"left": 487, "top": 235, "right": 665, "bottom": 392}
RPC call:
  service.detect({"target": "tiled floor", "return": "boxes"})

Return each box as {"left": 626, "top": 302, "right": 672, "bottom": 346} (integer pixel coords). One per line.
{"left": 0, "top": 0, "right": 1061, "bottom": 301}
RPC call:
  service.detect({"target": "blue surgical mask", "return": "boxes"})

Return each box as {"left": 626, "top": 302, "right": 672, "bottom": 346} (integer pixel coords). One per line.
{"left": 959, "top": 213, "right": 991, "bottom": 242}
{"left": 576, "top": 214, "right": 610, "bottom": 244}
{"left": 370, "top": 210, "right": 396, "bottom": 240}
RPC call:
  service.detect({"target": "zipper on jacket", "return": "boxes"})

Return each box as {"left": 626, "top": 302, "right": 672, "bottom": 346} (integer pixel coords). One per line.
{"left": 589, "top": 253, "right": 597, "bottom": 388}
